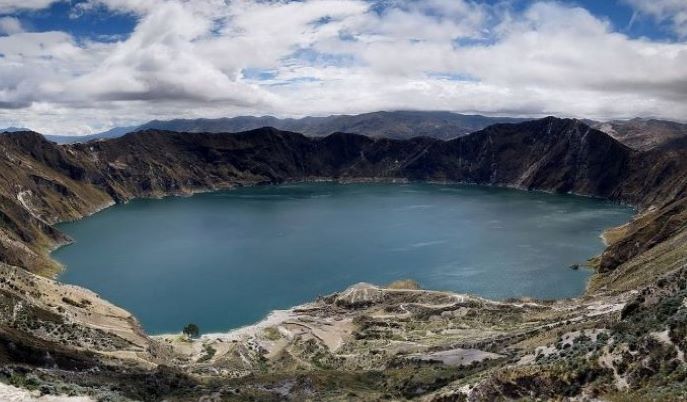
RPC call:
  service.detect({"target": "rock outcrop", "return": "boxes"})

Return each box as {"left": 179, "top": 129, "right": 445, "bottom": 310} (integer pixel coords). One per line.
{"left": 594, "top": 118, "right": 687, "bottom": 151}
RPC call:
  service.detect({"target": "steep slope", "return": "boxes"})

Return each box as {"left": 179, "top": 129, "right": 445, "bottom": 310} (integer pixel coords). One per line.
{"left": 69, "top": 117, "right": 634, "bottom": 202}
{"left": 401, "top": 117, "right": 634, "bottom": 199}
{"left": 0, "top": 132, "right": 113, "bottom": 274}
{"left": 593, "top": 118, "right": 687, "bottom": 151}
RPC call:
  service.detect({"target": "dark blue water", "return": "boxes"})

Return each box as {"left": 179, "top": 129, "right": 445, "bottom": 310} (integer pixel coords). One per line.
{"left": 53, "top": 183, "right": 633, "bottom": 334}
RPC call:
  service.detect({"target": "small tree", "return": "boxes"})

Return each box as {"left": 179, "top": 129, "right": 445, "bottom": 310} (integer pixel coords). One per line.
{"left": 183, "top": 323, "right": 200, "bottom": 339}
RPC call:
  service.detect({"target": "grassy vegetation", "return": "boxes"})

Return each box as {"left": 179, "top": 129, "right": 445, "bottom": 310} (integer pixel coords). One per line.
{"left": 198, "top": 344, "right": 217, "bottom": 363}
{"left": 263, "top": 326, "right": 282, "bottom": 341}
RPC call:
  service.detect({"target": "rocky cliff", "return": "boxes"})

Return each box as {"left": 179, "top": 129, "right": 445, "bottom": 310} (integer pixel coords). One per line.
{"left": 594, "top": 118, "right": 687, "bottom": 151}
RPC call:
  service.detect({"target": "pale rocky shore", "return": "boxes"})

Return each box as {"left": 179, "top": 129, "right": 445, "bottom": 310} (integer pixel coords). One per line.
{"left": 3, "top": 230, "right": 687, "bottom": 400}
{"left": 0, "top": 382, "right": 94, "bottom": 402}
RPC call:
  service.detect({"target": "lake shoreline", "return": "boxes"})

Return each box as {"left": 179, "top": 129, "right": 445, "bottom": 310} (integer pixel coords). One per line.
{"left": 52, "top": 182, "right": 633, "bottom": 335}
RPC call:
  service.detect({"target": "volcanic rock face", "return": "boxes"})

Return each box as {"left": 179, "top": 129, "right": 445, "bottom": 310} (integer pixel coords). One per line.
{"left": 0, "top": 132, "right": 113, "bottom": 274}
{"left": 594, "top": 118, "right": 687, "bottom": 151}
{"left": 61, "top": 117, "right": 636, "bottom": 201}
{"left": 2, "top": 116, "right": 687, "bottom": 400}
{"left": 1, "top": 117, "right": 685, "bottom": 279}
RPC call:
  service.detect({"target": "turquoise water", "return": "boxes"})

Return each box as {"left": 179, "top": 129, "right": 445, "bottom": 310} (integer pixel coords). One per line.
{"left": 53, "top": 183, "right": 633, "bottom": 334}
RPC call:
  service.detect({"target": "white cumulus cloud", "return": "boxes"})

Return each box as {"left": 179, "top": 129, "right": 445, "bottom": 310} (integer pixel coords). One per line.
{"left": 0, "top": 16, "right": 22, "bottom": 34}
{"left": 0, "top": 0, "right": 60, "bottom": 13}
{"left": 624, "top": 0, "right": 687, "bottom": 38}
{"left": 0, "top": 0, "right": 686, "bottom": 134}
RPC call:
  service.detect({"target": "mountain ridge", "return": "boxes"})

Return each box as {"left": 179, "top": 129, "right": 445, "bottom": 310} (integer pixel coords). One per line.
{"left": 43, "top": 111, "right": 529, "bottom": 143}
{"left": 592, "top": 118, "right": 687, "bottom": 151}
{"left": 40, "top": 112, "right": 687, "bottom": 155}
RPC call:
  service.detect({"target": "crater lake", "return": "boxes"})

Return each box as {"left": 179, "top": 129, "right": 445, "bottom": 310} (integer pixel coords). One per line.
{"left": 53, "top": 183, "right": 634, "bottom": 334}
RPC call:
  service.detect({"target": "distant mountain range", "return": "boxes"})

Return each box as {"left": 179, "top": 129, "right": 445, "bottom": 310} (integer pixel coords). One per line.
{"left": 42, "top": 126, "right": 138, "bottom": 144}
{"left": 7, "top": 111, "right": 687, "bottom": 151}
{"left": 38, "top": 111, "right": 529, "bottom": 144}
{"left": 136, "top": 111, "right": 528, "bottom": 140}
{"left": 0, "top": 127, "right": 31, "bottom": 133}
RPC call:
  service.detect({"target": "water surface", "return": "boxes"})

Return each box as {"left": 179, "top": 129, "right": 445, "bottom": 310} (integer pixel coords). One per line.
{"left": 54, "top": 183, "right": 633, "bottom": 334}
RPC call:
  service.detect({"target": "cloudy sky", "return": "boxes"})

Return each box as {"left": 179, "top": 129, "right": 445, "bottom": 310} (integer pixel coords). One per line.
{"left": 0, "top": 0, "right": 686, "bottom": 135}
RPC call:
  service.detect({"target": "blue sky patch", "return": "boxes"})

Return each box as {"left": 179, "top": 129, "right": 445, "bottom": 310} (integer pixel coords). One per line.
{"left": 9, "top": 1, "right": 137, "bottom": 41}
{"left": 1, "top": 1, "right": 683, "bottom": 42}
